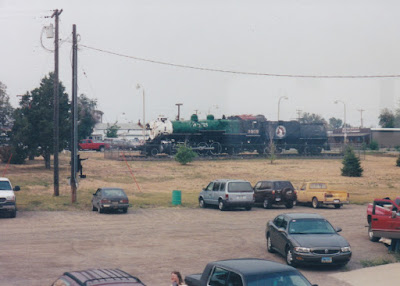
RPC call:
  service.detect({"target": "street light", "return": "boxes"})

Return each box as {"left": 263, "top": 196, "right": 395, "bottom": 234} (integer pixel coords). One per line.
{"left": 334, "top": 100, "right": 347, "bottom": 143}
{"left": 136, "top": 84, "right": 146, "bottom": 143}
{"left": 278, "top": 96, "right": 288, "bottom": 121}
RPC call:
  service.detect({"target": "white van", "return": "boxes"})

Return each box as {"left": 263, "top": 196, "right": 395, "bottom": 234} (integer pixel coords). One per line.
{"left": 0, "top": 177, "right": 20, "bottom": 218}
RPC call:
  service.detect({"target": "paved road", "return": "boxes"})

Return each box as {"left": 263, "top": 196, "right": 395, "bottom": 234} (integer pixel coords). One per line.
{"left": 0, "top": 205, "right": 395, "bottom": 285}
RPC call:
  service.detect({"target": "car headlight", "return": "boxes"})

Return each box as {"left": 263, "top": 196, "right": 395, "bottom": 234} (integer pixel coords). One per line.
{"left": 341, "top": 246, "right": 351, "bottom": 252}
{"left": 6, "top": 195, "right": 15, "bottom": 201}
{"left": 294, "top": 247, "right": 311, "bottom": 253}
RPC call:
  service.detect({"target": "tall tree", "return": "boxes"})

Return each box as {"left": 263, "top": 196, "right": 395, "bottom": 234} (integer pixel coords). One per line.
{"left": 378, "top": 108, "right": 395, "bottom": 128}
{"left": 106, "top": 123, "right": 120, "bottom": 138}
{"left": 78, "top": 94, "right": 99, "bottom": 140}
{"left": 11, "top": 73, "right": 70, "bottom": 168}
{"left": 0, "top": 81, "right": 14, "bottom": 132}
{"left": 299, "top": 112, "right": 327, "bottom": 125}
{"left": 328, "top": 117, "right": 343, "bottom": 130}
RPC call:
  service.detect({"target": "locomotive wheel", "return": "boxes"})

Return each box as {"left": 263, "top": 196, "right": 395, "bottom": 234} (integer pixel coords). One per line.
{"left": 150, "top": 148, "right": 159, "bottom": 156}
{"left": 210, "top": 142, "right": 222, "bottom": 155}
{"left": 197, "top": 142, "right": 209, "bottom": 156}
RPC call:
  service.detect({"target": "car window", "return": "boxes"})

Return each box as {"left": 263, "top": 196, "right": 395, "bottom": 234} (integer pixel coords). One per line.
{"left": 275, "top": 181, "right": 293, "bottom": 189}
{"left": 0, "top": 181, "right": 12, "bottom": 190}
{"left": 206, "top": 182, "right": 214, "bottom": 191}
{"left": 309, "top": 183, "right": 327, "bottom": 189}
{"left": 254, "top": 182, "right": 261, "bottom": 189}
{"left": 213, "top": 182, "right": 221, "bottom": 191}
{"left": 247, "top": 271, "right": 312, "bottom": 286}
{"left": 228, "top": 182, "right": 253, "bottom": 193}
{"left": 209, "top": 267, "right": 229, "bottom": 286}
{"left": 102, "top": 189, "right": 126, "bottom": 197}
{"left": 273, "top": 216, "right": 284, "bottom": 228}
{"left": 227, "top": 271, "right": 243, "bottom": 286}
{"left": 281, "top": 218, "right": 288, "bottom": 229}
{"left": 220, "top": 182, "right": 226, "bottom": 191}
{"left": 300, "top": 184, "right": 306, "bottom": 190}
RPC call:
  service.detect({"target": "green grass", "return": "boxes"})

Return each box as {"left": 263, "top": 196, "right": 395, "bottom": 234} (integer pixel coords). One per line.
{"left": 360, "top": 257, "right": 394, "bottom": 268}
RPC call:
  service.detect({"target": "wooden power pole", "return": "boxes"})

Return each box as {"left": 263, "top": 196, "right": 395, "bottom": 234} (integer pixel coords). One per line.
{"left": 71, "top": 24, "right": 78, "bottom": 203}
{"left": 52, "top": 9, "right": 62, "bottom": 197}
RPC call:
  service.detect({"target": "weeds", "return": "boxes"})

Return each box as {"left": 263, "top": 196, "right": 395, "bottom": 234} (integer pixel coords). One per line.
{"left": 360, "top": 258, "right": 393, "bottom": 268}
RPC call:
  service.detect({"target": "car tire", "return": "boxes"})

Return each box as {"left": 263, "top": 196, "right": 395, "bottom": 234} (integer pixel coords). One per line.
{"left": 368, "top": 223, "right": 381, "bottom": 242}
{"left": 245, "top": 206, "right": 252, "bottom": 211}
{"left": 92, "top": 203, "right": 97, "bottom": 211}
{"left": 99, "top": 146, "right": 105, "bottom": 152}
{"left": 218, "top": 200, "right": 226, "bottom": 211}
{"left": 10, "top": 209, "right": 16, "bottom": 218}
{"left": 98, "top": 206, "right": 104, "bottom": 214}
{"left": 285, "top": 200, "right": 294, "bottom": 209}
{"left": 122, "top": 208, "right": 128, "bottom": 214}
{"left": 199, "top": 198, "right": 207, "bottom": 208}
{"left": 267, "top": 234, "right": 275, "bottom": 253}
{"left": 286, "top": 247, "right": 296, "bottom": 267}
{"left": 263, "top": 198, "right": 272, "bottom": 209}
{"left": 334, "top": 204, "right": 341, "bottom": 209}
{"left": 312, "top": 197, "right": 319, "bottom": 209}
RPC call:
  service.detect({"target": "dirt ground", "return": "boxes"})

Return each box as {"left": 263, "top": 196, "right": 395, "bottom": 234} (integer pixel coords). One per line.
{"left": 0, "top": 204, "right": 395, "bottom": 286}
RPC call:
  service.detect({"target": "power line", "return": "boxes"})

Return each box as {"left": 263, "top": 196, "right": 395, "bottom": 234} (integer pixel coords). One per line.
{"left": 79, "top": 44, "right": 400, "bottom": 79}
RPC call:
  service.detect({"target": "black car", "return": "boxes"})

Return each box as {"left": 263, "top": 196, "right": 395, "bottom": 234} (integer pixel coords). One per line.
{"left": 51, "top": 268, "right": 146, "bottom": 286}
{"left": 91, "top": 188, "right": 129, "bottom": 214}
{"left": 266, "top": 213, "right": 351, "bottom": 267}
{"left": 185, "top": 258, "right": 316, "bottom": 286}
{"left": 254, "top": 180, "right": 296, "bottom": 209}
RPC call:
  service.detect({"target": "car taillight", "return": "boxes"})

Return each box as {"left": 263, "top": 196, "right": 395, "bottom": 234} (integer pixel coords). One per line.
{"left": 272, "top": 190, "right": 275, "bottom": 195}
{"left": 101, "top": 199, "right": 111, "bottom": 204}
{"left": 120, "top": 199, "right": 128, "bottom": 203}
{"left": 347, "top": 193, "right": 350, "bottom": 199}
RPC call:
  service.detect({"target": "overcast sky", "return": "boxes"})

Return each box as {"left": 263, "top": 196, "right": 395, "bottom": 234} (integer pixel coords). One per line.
{"left": 1, "top": 0, "right": 400, "bottom": 127}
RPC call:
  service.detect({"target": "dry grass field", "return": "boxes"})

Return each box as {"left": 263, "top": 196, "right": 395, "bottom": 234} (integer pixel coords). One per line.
{"left": 3, "top": 151, "right": 399, "bottom": 211}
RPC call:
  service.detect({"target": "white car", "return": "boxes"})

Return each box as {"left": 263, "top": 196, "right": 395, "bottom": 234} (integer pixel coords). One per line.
{"left": 0, "top": 177, "right": 20, "bottom": 218}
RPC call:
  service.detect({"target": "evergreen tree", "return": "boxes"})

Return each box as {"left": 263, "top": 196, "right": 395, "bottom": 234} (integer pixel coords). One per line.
{"left": 175, "top": 145, "right": 197, "bottom": 165}
{"left": 106, "top": 123, "right": 119, "bottom": 138}
{"left": 78, "top": 94, "right": 99, "bottom": 140}
{"left": 341, "top": 146, "right": 363, "bottom": 177}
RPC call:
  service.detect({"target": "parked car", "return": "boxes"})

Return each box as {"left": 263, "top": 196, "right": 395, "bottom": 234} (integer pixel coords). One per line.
{"left": 51, "top": 268, "right": 146, "bottom": 286}
{"left": 296, "top": 182, "right": 349, "bottom": 209}
{"left": 266, "top": 213, "right": 351, "bottom": 267}
{"left": 79, "top": 139, "right": 110, "bottom": 152}
{"left": 91, "top": 188, "right": 129, "bottom": 214}
{"left": 184, "top": 258, "right": 317, "bottom": 286}
{"left": 198, "top": 179, "right": 254, "bottom": 211}
{"left": 367, "top": 197, "right": 400, "bottom": 242}
{"left": 253, "top": 180, "right": 297, "bottom": 209}
{"left": 0, "top": 177, "right": 20, "bottom": 218}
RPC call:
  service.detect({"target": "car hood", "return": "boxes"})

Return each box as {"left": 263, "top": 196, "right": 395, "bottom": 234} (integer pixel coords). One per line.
{"left": 0, "top": 190, "right": 14, "bottom": 198}
{"left": 291, "top": 234, "right": 349, "bottom": 248}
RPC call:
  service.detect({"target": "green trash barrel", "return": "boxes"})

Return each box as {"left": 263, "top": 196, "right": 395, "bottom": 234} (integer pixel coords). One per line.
{"left": 172, "top": 190, "right": 182, "bottom": 205}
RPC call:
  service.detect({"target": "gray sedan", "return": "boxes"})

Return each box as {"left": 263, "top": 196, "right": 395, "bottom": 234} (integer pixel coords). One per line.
{"left": 92, "top": 187, "right": 129, "bottom": 214}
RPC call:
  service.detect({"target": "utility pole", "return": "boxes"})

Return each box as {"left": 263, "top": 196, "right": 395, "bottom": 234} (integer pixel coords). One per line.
{"left": 175, "top": 103, "right": 183, "bottom": 121}
{"left": 71, "top": 24, "right": 78, "bottom": 203}
{"left": 358, "top": 109, "right": 365, "bottom": 128}
{"left": 52, "top": 9, "right": 62, "bottom": 197}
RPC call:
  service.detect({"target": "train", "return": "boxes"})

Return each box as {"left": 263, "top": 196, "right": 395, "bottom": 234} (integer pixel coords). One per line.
{"left": 142, "top": 114, "right": 329, "bottom": 156}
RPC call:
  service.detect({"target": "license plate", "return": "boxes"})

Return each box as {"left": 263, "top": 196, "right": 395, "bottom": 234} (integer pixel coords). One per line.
{"left": 112, "top": 202, "right": 118, "bottom": 205}
{"left": 333, "top": 199, "right": 340, "bottom": 203}
{"left": 321, "top": 257, "right": 332, "bottom": 263}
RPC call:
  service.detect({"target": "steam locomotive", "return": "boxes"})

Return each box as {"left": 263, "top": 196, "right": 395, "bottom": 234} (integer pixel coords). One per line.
{"left": 143, "top": 114, "right": 329, "bottom": 156}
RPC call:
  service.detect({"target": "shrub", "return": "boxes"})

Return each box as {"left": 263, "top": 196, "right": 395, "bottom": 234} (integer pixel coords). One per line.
{"left": 396, "top": 154, "right": 400, "bottom": 167}
{"left": 369, "top": 140, "right": 379, "bottom": 150}
{"left": 174, "top": 145, "right": 197, "bottom": 165}
{"left": 341, "top": 145, "right": 363, "bottom": 177}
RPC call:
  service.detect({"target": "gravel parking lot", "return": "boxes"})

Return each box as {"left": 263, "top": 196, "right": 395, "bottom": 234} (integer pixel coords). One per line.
{"left": 0, "top": 204, "right": 394, "bottom": 286}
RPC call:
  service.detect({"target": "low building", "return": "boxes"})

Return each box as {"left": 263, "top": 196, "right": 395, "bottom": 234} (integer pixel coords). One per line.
{"left": 328, "top": 128, "right": 371, "bottom": 145}
{"left": 371, "top": 128, "right": 400, "bottom": 148}
{"left": 91, "top": 122, "right": 148, "bottom": 142}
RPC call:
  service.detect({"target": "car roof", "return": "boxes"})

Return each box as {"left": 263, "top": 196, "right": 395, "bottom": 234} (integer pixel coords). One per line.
{"left": 0, "top": 177, "right": 11, "bottom": 182}
{"left": 256, "top": 180, "right": 292, "bottom": 183}
{"left": 99, "top": 187, "right": 125, "bottom": 191}
{"left": 212, "top": 179, "right": 250, "bottom": 183}
{"left": 210, "top": 258, "right": 296, "bottom": 276}
{"left": 281, "top": 213, "right": 324, "bottom": 220}
{"left": 60, "top": 269, "right": 144, "bottom": 285}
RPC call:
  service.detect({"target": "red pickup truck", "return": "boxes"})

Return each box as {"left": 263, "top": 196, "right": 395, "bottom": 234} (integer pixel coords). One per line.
{"left": 78, "top": 139, "right": 110, "bottom": 152}
{"left": 367, "top": 197, "right": 400, "bottom": 241}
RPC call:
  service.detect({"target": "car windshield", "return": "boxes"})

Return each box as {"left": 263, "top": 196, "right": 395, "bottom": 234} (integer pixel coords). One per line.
{"left": 228, "top": 182, "right": 253, "bottom": 192}
{"left": 102, "top": 189, "right": 126, "bottom": 197}
{"left": 274, "top": 181, "right": 293, "bottom": 189}
{"left": 247, "top": 271, "right": 312, "bottom": 286}
{"left": 0, "top": 181, "right": 12, "bottom": 190}
{"left": 289, "top": 219, "right": 336, "bottom": 234}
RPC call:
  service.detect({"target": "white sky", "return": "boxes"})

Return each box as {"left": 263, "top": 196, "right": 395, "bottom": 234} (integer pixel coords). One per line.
{"left": 1, "top": 0, "right": 400, "bottom": 127}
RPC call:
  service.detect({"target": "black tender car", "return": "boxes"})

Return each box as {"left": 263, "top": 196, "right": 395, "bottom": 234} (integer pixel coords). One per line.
{"left": 254, "top": 180, "right": 296, "bottom": 209}
{"left": 51, "top": 268, "right": 146, "bottom": 286}
{"left": 185, "top": 258, "right": 316, "bottom": 286}
{"left": 266, "top": 213, "right": 352, "bottom": 267}
{"left": 91, "top": 188, "right": 130, "bottom": 214}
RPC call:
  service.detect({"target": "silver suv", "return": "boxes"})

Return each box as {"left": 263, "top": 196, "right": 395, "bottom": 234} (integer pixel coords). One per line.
{"left": 199, "top": 179, "right": 254, "bottom": 211}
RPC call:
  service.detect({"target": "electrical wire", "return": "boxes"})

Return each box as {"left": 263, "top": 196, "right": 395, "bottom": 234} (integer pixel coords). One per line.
{"left": 79, "top": 44, "right": 400, "bottom": 79}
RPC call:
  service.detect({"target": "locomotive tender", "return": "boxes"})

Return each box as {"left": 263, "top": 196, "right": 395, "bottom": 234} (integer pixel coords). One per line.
{"left": 144, "top": 114, "right": 329, "bottom": 156}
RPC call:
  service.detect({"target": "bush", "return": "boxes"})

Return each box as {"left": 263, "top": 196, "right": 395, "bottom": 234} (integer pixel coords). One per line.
{"left": 341, "top": 146, "right": 363, "bottom": 177}
{"left": 369, "top": 140, "right": 379, "bottom": 150}
{"left": 396, "top": 155, "right": 400, "bottom": 167}
{"left": 174, "top": 145, "right": 197, "bottom": 165}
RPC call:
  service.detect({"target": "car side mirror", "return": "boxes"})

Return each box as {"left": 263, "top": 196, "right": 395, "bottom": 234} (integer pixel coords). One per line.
{"left": 392, "top": 211, "right": 397, "bottom": 219}
{"left": 14, "top": 186, "right": 20, "bottom": 191}
{"left": 335, "top": 227, "right": 342, "bottom": 232}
